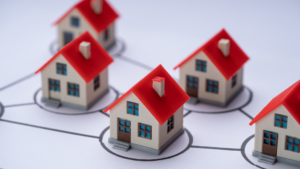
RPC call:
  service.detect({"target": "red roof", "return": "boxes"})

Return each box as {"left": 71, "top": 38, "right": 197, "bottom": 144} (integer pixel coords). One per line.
{"left": 250, "top": 80, "right": 300, "bottom": 126}
{"left": 53, "top": 0, "right": 119, "bottom": 33}
{"left": 35, "top": 31, "right": 113, "bottom": 83}
{"left": 174, "top": 29, "right": 249, "bottom": 80}
{"left": 104, "top": 65, "right": 190, "bottom": 125}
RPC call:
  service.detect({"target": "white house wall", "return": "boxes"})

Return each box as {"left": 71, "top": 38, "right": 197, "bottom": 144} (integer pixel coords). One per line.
{"left": 41, "top": 54, "right": 87, "bottom": 106}
{"left": 225, "top": 67, "right": 244, "bottom": 101}
{"left": 254, "top": 104, "right": 300, "bottom": 162}
{"left": 179, "top": 51, "right": 227, "bottom": 103}
{"left": 109, "top": 92, "right": 160, "bottom": 150}
{"left": 57, "top": 8, "right": 98, "bottom": 48}
{"left": 158, "top": 106, "right": 183, "bottom": 149}
{"left": 86, "top": 68, "right": 109, "bottom": 104}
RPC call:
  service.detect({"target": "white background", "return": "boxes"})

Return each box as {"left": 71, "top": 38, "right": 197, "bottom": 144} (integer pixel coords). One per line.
{"left": 0, "top": 0, "right": 300, "bottom": 168}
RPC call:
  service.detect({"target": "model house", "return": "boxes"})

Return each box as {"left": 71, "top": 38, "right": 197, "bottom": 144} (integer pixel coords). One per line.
{"left": 174, "top": 29, "right": 249, "bottom": 107}
{"left": 35, "top": 31, "right": 113, "bottom": 110}
{"left": 249, "top": 80, "right": 300, "bottom": 167}
{"left": 103, "top": 65, "right": 190, "bottom": 155}
{"left": 53, "top": 0, "right": 119, "bottom": 49}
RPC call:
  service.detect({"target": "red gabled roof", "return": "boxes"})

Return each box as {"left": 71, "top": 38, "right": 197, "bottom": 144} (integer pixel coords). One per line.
{"left": 53, "top": 0, "right": 119, "bottom": 33}
{"left": 250, "top": 80, "right": 300, "bottom": 126}
{"left": 104, "top": 65, "right": 190, "bottom": 125}
{"left": 35, "top": 31, "right": 113, "bottom": 83}
{"left": 174, "top": 29, "right": 249, "bottom": 80}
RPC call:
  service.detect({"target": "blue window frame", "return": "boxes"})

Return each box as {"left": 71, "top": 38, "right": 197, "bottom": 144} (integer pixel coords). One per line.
{"left": 49, "top": 79, "right": 60, "bottom": 92}
{"left": 127, "top": 101, "right": 139, "bottom": 116}
{"left": 195, "top": 60, "right": 207, "bottom": 72}
{"left": 138, "top": 123, "right": 151, "bottom": 139}
{"left": 274, "top": 114, "right": 288, "bottom": 129}
{"left": 68, "top": 82, "right": 79, "bottom": 97}
{"left": 71, "top": 17, "right": 80, "bottom": 27}
{"left": 167, "top": 115, "right": 174, "bottom": 133}
{"left": 56, "top": 63, "right": 67, "bottom": 75}
{"left": 206, "top": 79, "right": 218, "bottom": 94}
{"left": 286, "top": 136, "right": 300, "bottom": 153}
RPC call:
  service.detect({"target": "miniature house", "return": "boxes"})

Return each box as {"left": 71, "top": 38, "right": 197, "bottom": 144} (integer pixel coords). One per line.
{"left": 250, "top": 80, "right": 300, "bottom": 167}
{"left": 104, "top": 65, "right": 190, "bottom": 155}
{"left": 174, "top": 29, "right": 249, "bottom": 107}
{"left": 35, "top": 31, "right": 113, "bottom": 110}
{"left": 53, "top": 0, "right": 119, "bottom": 49}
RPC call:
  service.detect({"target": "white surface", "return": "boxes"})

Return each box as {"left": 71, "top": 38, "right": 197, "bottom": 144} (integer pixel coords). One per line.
{"left": 0, "top": 0, "right": 300, "bottom": 169}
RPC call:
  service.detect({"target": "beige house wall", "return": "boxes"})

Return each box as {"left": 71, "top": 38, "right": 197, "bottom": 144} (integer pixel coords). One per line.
{"left": 179, "top": 51, "right": 227, "bottom": 103}
{"left": 158, "top": 106, "right": 183, "bottom": 149}
{"left": 41, "top": 54, "right": 87, "bottom": 106}
{"left": 97, "top": 23, "right": 116, "bottom": 49}
{"left": 57, "top": 8, "right": 115, "bottom": 49}
{"left": 225, "top": 67, "right": 244, "bottom": 101}
{"left": 254, "top": 104, "right": 300, "bottom": 162}
{"left": 110, "top": 92, "right": 160, "bottom": 150}
{"left": 57, "top": 8, "right": 98, "bottom": 48}
{"left": 86, "top": 68, "right": 109, "bottom": 104}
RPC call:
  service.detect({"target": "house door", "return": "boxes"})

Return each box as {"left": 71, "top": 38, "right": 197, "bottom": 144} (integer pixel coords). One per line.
{"left": 64, "top": 32, "right": 73, "bottom": 45}
{"left": 186, "top": 75, "right": 199, "bottom": 97}
{"left": 117, "top": 118, "right": 131, "bottom": 142}
{"left": 49, "top": 79, "right": 61, "bottom": 100}
{"left": 262, "top": 130, "right": 278, "bottom": 156}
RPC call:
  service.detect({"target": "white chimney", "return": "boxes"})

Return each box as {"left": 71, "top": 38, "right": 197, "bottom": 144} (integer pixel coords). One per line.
{"left": 79, "top": 41, "right": 91, "bottom": 60}
{"left": 218, "top": 39, "right": 230, "bottom": 57}
{"left": 91, "top": 0, "right": 103, "bottom": 14}
{"left": 152, "top": 77, "right": 165, "bottom": 97}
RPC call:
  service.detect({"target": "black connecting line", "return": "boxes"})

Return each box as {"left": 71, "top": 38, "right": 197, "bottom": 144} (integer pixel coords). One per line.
{"left": 0, "top": 39, "right": 264, "bottom": 169}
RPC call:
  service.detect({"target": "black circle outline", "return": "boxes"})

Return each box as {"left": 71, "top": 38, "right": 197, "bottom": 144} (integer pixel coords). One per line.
{"left": 184, "top": 86, "right": 253, "bottom": 114}
{"left": 33, "top": 86, "right": 119, "bottom": 116}
{"left": 99, "top": 126, "right": 193, "bottom": 161}
{"left": 241, "top": 134, "right": 265, "bottom": 169}
{"left": 0, "top": 102, "right": 4, "bottom": 118}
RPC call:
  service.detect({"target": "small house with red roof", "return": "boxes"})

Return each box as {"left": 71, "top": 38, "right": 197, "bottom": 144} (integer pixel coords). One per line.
{"left": 249, "top": 80, "right": 300, "bottom": 166}
{"left": 174, "top": 29, "right": 249, "bottom": 106}
{"left": 35, "top": 32, "right": 113, "bottom": 110}
{"left": 53, "top": 0, "right": 119, "bottom": 49}
{"left": 104, "top": 65, "right": 189, "bottom": 155}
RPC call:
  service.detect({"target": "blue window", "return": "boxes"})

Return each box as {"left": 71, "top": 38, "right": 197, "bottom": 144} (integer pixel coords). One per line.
{"left": 186, "top": 76, "right": 199, "bottom": 91}
{"left": 206, "top": 80, "right": 218, "bottom": 94}
{"left": 127, "top": 102, "right": 139, "bottom": 116}
{"left": 274, "top": 114, "right": 288, "bottom": 129}
{"left": 71, "top": 17, "right": 80, "bottom": 27}
{"left": 271, "top": 141, "right": 276, "bottom": 146}
{"left": 193, "top": 84, "right": 198, "bottom": 88}
{"left": 188, "top": 83, "right": 192, "bottom": 87}
{"left": 271, "top": 134, "right": 276, "bottom": 140}
{"left": 264, "top": 139, "right": 269, "bottom": 144}
{"left": 188, "top": 77, "right": 192, "bottom": 82}
{"left": 68, "top": 83, "right": 79, "bottom": 97}
{"left": 118, "top": 118, "right": 130, "bottom": 134}
{"left": 56, "top": 63, "right": 67, "bottom": 76}
{"left": 231, "top": 74, "right": 237, "bottom": 88}
{"left": 139, "top": 123, "right": 151, "bottom": 139}
{"left": 140, "top": 131, "right": 145, "bottom": 137}
{"left": 263, "top": 130, "right": 278, "bottom": 148}
{"left": 49, "top": 79, "right": 60, "bottom": 93}
{"left": 195, "top": 60, "right": 207, "bottom": 72}
{"left": 167, "top": 115, "right": 174, "bottom": 133}
{"left": 286, "top": 136, "right": 300, "bottom": 153}
{"left": 64, "top": 32, "right": 73, "bottom": 45}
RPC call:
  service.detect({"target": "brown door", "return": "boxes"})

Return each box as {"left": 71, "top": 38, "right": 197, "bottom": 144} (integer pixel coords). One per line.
{"left": 117, "top": 118, "right": 131, "bottom": 142}
{"left": 262, "top": 130, "right": 278, "bottom": 156}
{"left": 186, "top": 75, "right": 199, "bottom": 97}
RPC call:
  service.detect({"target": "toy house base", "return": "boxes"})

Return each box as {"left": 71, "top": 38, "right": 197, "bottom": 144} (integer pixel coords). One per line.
{"left": 41, "top": 88, "right": 109, "bottom": 110}
{"left": 109, "top": 128, "right": 185, "bottom": 155}
{"left": 187, "top": 86, "right": 243, "bottom": 107}
{"left": 252, "top": 150, "right": 300, "bottom": 167}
